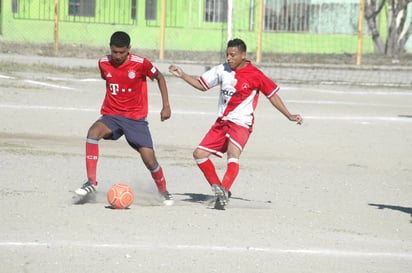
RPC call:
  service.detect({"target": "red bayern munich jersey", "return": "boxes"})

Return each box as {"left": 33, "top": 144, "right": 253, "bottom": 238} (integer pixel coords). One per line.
{"left": 199, "top": 61, "right": 280, "bottom": 128}
{"left": 98, "top": 53, "right": 158, "bottom": 120}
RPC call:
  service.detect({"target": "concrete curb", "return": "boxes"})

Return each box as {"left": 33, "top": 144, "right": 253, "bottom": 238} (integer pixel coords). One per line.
{"left": 1, "top": 54, "right": 410, "bottom": 87}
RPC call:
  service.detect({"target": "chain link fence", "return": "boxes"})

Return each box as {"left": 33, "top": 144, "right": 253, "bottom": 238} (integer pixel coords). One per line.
{"left": 1, "top": 0, "right": 412, "bottom": 86}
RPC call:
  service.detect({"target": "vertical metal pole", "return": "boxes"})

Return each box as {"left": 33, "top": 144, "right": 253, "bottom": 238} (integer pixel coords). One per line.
{"left": 159, "top": 0, "right": 166, "bottom": 60}
{"left": 356, "top": 0, "right": 365, "bottom": 65}
{"left": 256, "top": 0, "right": 264, "bottom": 63}
{"left": 249, "top": 0, "right": 255, "bottom": 32}
{"left": 227, "top": 0, "right": 233, "bottom": 41}
{"left": 54, "top": 0, "right": 59, "bottom": 56}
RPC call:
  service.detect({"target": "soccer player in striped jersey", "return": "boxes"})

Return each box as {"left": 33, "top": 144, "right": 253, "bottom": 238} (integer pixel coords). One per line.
{"left": 74, "top": 31, "right": 174, "bottom": 206}
{"left": 169, "top": 38, "right": 302, "bottom": 209}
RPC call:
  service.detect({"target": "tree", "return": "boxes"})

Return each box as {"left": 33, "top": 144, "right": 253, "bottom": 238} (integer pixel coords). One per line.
{"left": 365, "top": 0, "right": 412, "bottom": 57}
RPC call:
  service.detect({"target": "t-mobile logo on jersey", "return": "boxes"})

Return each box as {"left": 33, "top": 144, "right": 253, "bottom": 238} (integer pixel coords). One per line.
{"left": 109, "top": 83, "right": 120, "bottom": 95}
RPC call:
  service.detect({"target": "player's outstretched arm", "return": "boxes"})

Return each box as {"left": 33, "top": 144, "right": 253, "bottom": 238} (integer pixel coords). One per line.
{"left": 155, "top": 71, "right": 171, "bottom": 121}
{"left": 269, "top": 94, "right": 303, "bottom": 125}
{"left": 168, "top": 64, "right": 207, "bottom": 91}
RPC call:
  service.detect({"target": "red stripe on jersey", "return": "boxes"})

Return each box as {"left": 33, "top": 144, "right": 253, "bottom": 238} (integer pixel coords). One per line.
{"left": 199, "top": 76, "right": 209, "bottom": 89}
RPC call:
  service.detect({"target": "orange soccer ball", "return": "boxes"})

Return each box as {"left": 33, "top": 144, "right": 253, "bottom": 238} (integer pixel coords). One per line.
{"left": 107, "top": 183, "right": 134, "bottom": 209}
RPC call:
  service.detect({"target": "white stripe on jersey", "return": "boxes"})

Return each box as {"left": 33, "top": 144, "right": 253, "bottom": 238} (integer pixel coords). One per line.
{"left": 220, "top": 90, "right": 256, "bottom": 128}
{"left": 267, "top": 86, "right": 280, "bottom": 98}
{"left": 100, "top": 56, "right": 109, "bottom": 63}
{"left": 130, "top": 55, "right": 144, "bottom": 63}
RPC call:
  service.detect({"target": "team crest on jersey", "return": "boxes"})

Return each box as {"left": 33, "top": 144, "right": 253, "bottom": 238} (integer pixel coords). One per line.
{"left": 128, "top": 70, "right": 136, "bottom": 79}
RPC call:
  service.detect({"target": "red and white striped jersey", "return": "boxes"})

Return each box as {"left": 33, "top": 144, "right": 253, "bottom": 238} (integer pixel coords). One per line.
{"left": 199, "top": 61, "right": 280, "bottom": 128}
{"left": 98, "top": 53, "right": 158, "bottom": 120}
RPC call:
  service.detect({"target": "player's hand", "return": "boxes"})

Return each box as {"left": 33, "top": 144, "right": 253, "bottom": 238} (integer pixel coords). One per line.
{"left": 160, "top": 105, "right": 171, "bottom": 121}
{"left": 290, "top": 114, "right": 303, "bottom": 125}
{"left": 168, "top": 65, "right": 183, "bottom": 78}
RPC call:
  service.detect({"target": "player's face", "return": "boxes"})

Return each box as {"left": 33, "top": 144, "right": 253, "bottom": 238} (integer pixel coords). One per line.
{"left": 110, "top": 45, "right": 130, "bottom": 66}
{"left": 226, "top": 46, "right": 246, "bottom": 70}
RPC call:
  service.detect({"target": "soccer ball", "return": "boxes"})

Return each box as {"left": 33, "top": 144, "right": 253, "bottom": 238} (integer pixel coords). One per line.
{"left": 107, "top": 183, "right": 134, "bottom": 209}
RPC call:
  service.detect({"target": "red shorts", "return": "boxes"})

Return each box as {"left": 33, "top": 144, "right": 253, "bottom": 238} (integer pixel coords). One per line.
{"left": 198, "top": 118, "right": 252, "bottom": 157}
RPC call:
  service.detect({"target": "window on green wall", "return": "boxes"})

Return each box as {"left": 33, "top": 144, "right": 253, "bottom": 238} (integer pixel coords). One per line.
{"left": 12, "top": 0, "right": 19, "bottom": 13}
{"left": 131, "top": 0, "right": 137, "bottom": 20}
{"left": 264, "top": 0, "right": 311, "bottom": 32}
{"left": 204, "top": 0, "right": 227, "bottom": 23}
{"left": 146, "top": 0, "right": 157, "bottom": 20}
{"left": 69, "top": 0, "right": 96, "bottom": 17}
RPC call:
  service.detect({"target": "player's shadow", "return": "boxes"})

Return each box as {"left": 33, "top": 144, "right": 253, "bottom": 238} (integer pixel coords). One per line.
{"left": 368, "top": 203, "right": 412, "bottom": 218}
{"left": 176, "top": 192, "right": 272, "bottom": 205}
{"left": 176, "top": 193, "right": 214, "bottom": 204}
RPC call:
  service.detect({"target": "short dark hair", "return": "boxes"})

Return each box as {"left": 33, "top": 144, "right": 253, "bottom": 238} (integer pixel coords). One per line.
{"left": 110, "top": 31, "right": 131, "bottom": 47}
{"left": 227, "top": 38, "right": 247, "bottom": 52}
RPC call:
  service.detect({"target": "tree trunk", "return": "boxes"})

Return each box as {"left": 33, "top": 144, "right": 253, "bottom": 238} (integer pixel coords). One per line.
{"left": 365, "top": 0, "right": 411, "bottom": 57}
{"left": 365, "top": 0, "right": 386, "bottom": 54}
{"left": 389, "top": 0, "right": 412, "bottom": 55}
{"left": 397, "top": 20, "right": 412, "bottom": 51}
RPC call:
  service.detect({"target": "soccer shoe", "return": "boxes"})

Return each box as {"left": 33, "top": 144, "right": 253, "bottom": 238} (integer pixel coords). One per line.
{"left": 75, "top": 180, "right": 97, "bottom": 196}
{"left": 73, "top": 181, "right": 97, "bottom": 204}
{"left": 160, "top": 191, "right": 174, "bottom": 206}
{"left": 212, "top": 184, "right": 229, "bottom": 209}
{"left": 215, "top": 191, "right": 232, "bottom": 210}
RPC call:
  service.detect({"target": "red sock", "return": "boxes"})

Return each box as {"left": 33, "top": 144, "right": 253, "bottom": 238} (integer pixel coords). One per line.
{"left": 221, "top": 160, "right": 239, "bottom": 191}
{"left": 197, "top": 158, "right": 221, "bottom": 186}
{"left": 151, "top": 165, "right": 167, "bottom": 193}
{"left": 85, "top": 139, "right": 99, "bottom": 185}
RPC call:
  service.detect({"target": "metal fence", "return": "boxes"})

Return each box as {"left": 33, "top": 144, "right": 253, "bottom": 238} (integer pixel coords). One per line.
{"left": 12, "top": 0, "right": 138, "bottom": 25}
{"left": 11, "top": 0, "right": 360, "bottom": 33}
{"left": 4, "top": 0, "right": 412, "bottom": 69}
{"left": 3, "top": 0, "right": 412, "bottom": 87}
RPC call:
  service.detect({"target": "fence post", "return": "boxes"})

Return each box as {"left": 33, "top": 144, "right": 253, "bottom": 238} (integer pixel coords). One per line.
{"left": 227, "top": 0, "right": 233, "bottom": 41}
{"left": 54, "top": 0, "right": 59, "bottom": 56}
{"left": 356, "top": 0, "right": 365, "bottom": 65}
{"left": 159, "top": 0, "right": 166, "bottom": 60}
{"left": 256, "top": 0, "right": 264, "bottom": 63}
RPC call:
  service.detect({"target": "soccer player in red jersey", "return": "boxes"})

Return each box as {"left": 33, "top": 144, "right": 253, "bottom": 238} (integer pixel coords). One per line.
{"left": 169, "top": 38, "right": 302, "bottom": 209}
{"left": 74, "top": 31, "right": 173, "bottom": 205}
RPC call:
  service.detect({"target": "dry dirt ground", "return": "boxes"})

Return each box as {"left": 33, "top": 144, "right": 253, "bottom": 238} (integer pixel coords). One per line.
{"left": 0, "top": 54, "right": 411, "bottom": 273}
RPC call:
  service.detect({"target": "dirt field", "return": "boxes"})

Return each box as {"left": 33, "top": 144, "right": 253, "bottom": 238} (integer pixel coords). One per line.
{"left": 0, "top": 55, "right": 411, "bottom": 273}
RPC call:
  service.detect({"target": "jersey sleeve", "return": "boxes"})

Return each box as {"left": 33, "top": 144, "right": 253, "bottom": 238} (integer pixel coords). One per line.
{"left": 199, "top": 64, "right": 223, "bottom": 90}
{"left": 98, "top": 55, "right": 110, "bottom": 80}
{"left": 142, "top": 58, "right": 158, "bottom": 80}
{"left": 260, "top": 74, "right": 280, "bottom": 98}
